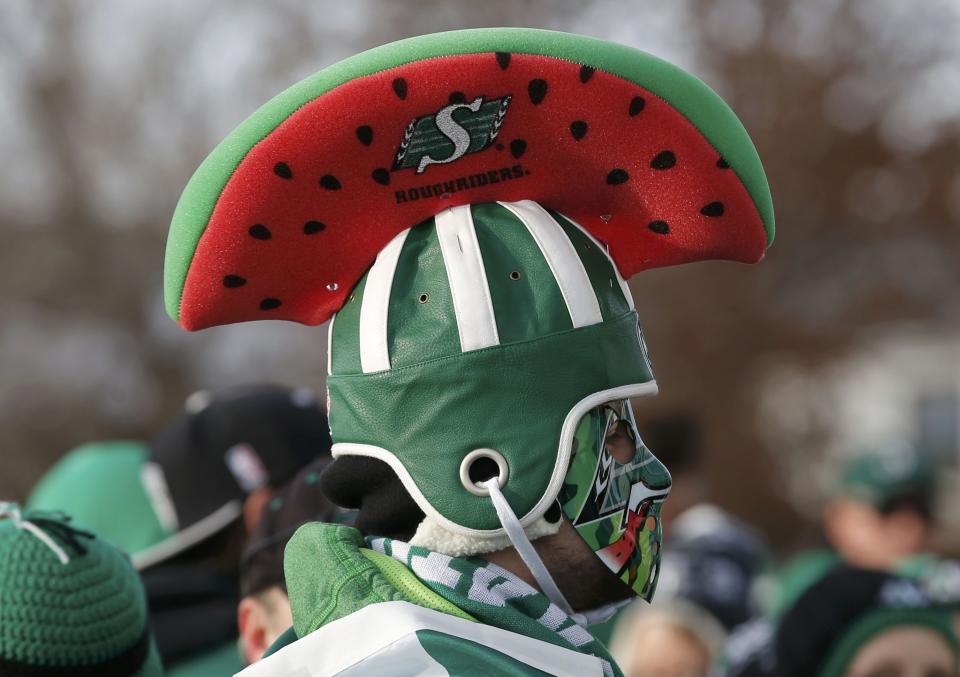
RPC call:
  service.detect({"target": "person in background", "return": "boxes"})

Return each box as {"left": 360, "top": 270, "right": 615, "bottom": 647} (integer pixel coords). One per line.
{"left": 238, "top": 457, "right": 351, "bottom": 665}
{"left": 641, "top": 413, "right": 705, "bottom": 532}
{"left": 724, "top": 565, "right": 958, "bottom": 677}
{"left": 823, "top": 442, "right": 936, "bottom": 572}
{"left": 0, "top": 503, "right": 164, "bottom": 676}
{"left": 27, "top": 439, "right": 174, "bottom": 563}
{"left": 608, "top": 504, "right": 769, "bottom": 677}
{"left": 772, "top": 442, "right": 937, "bottom": 616}
{"left": 140, "top": 384, "right": 332, "bottom": 676}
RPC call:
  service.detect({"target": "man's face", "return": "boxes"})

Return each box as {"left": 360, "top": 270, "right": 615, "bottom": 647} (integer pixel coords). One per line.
{"left": 824, "top": 499, "right": 929, "bottom": 570}
{"left": 844, "top": 626, "right": 956, "bottom": 677}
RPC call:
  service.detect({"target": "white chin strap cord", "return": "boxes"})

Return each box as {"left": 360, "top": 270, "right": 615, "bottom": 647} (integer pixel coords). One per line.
{"left": 0, "top": 502, "right": 70, "bottom": 565}
{"left": 482, "top": 479, "right": 593, "bottom": 624}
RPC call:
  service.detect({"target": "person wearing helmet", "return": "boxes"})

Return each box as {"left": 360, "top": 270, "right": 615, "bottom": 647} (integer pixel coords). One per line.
{"left": 163, "top": 28, "right": 774, "bottom": 676}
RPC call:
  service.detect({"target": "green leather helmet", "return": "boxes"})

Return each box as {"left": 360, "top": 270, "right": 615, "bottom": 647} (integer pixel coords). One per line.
{"left": 327, "top": 200, "right": 655, "bottom": 535}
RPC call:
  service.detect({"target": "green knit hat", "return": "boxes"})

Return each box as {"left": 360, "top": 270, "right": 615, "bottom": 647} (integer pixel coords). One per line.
{"left": 27, "top": 441, "right": 174, "bottom": 561}
{"left": 0, "top": 504, "right": 163, "bottom": 676}
{"left": 837, "top": 442, "right": 936, "bottom": 511}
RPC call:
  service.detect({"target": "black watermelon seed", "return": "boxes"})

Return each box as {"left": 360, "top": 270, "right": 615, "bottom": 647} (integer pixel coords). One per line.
{"left": 606, "top": 169, "right": 629, "bottom": 185}
{"left": 248, "top": 224, "right": 271, "bottom": 240}
{"left": 528, "top": 79, "right": 548, "bottom": 105}
{"left": 700, "top": 201, "right": 725, "bottom": 217}
{"left": 629, "top": 96, "right": 646, "bottom": 116}
{"left": 303, "top": 220, "right": 326, "bottom": 234}
{"left": 648, "top": 220, "right": 670, "bottom": 234}
{"left": 260, "top": 298, "right": 282, "bottom": 311}
{"left": 356, "top": 125, "right": 373, "bottom": 146}
{"left": 273, "top": 162, "right": 292, "bottom": 179}
{"left": 495, "top": 52, "right": 511, "bottom": 70}
{"left": 448, "top": 91, "right": 466, "bottom": 104}
{"left": 651, "top": 151, "right": 676, "bottom": 170}
{"left": 372, "top": 168, "right": 390, "bottom": 186}
{"left": 717, "top": 157, "right": 730, "bottom": 169}
{"left": 319, "top": 175, "right": 341, "bottom": 190}
{"left": 579, "top": 65, "right": 595, "bottom": 83}
{"left": 223, "top": 275, "right": 246, "bottom": 288}
{"left": 392, "top": 78, "right": 408, "bottom": 100}
{"left": 570, "top": 120, "right": 588, "bottom": 140}
{"left": 510, "top": 139, "right": 527, "bottom": 159}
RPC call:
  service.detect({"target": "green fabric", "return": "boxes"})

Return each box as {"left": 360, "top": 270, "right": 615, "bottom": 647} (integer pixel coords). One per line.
{"left": 360, "top": 548, "right": 476, "bottom": 622}
{"left": 0, "top": 508, "right": 161, "bottom": 675}
{"left": 329, "top": 273, "right": 367, "bottom": 375}
{"left": 166, "top": 27, "right": 774, "bottom": 322}
{"left": 27, "top": 441, "right": 171, "bottom": 557}
{"left": 771, "top": 550, "right": 840, "bottom": 617}
{"left": 166, "top": 640, "right": 243, "bottom": 677}
{"left": 283, "top": 522, "right": 410, "bottom": 637}
{"left": 369, "top": 534, "right": 622, "bottom": 676}
{"left": 838, "top": 444, "right": 935, "bottom": 507}
{"left": 550, "top": 211, "right": 631, "bottom": 321}
{"left": 278, "top": 522, "right": 621, "bottom": 675}
{"left": 816, "top": 607, "right": 959, "bottom": 677}
{"left": 386, "top": 220, "right": 461, "bottom": 369}
{"left": 417, "top": 629, "right": 555, "bottom": 676}
{"left": 328, "top": 310, "right": 653, "bottom": 530}
{"left": 471, "top": 203, "right": 573, "bottom": 343}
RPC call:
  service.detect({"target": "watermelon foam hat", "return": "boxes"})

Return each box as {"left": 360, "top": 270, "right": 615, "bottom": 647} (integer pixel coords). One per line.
{"left": 164, "top": 28, "right": 774, "bottom": 621}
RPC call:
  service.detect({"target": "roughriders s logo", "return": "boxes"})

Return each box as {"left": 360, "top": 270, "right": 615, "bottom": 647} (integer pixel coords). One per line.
{"left": 394, "top": 95, "right": 511, "bottom": 174}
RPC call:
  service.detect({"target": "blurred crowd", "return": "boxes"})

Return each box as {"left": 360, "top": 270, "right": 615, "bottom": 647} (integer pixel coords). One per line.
{"left": 2, "top": 389, "right": 957, "bottom": 676}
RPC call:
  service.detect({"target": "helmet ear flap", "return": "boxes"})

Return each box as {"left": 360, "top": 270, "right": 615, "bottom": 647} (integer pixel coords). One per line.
{"left": 320, "top": 457, "right": 424, "bottom": 540}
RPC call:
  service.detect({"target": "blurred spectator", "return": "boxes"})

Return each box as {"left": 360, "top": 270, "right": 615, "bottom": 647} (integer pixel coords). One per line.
{"left": 725, "top": 565, "right": 958, "bottom": 677}
{"left": 0, "top": 503, "right": 163, "bottom": 675}
{"left": 824, "top": 443, "right": 936, "bottom": 571}
{"left": 238, "top": 457, "right": 350, "bottom": 665}
{"left": 140, "top": 384, "right": 332, "bottom": 676}
{"left": 658, "top": 504, "right": 770, "bottom": 631}
{"left": 26, "top": 440, "right": 174, "bottom": 562}
{"left": 773, "top": 442, "right": 938, "bottom": 615}
{"left": 608, "top": 504, "right": 769, "bottom": 676}
{"left": 640, "top": 413, "right": 704, "bottom": 531}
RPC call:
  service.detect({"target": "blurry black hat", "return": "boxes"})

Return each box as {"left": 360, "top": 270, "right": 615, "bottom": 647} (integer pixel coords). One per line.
{"left": 657, "top": 504, "right": 768, "bottom": 630}
{"left": 240, "top": 457, "right": 349, "bottom": 597}
{"left": 774, "top": 565, "right": 956, "bottom": 677}
{"left": 138, "top": 384, "right": 332, "bottom": 569}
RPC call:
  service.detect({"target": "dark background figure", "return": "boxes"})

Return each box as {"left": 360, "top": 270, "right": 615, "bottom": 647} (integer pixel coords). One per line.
{"left": 139, "top": 384, "right": 332, "bottom": 676}
{"left": 238, "top": 457, "right": 352, "bottom": 666}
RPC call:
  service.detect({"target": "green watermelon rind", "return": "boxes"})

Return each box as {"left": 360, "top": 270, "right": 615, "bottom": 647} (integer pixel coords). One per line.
{"left": 165, "top": 27, "right": 775, "bottom": 323}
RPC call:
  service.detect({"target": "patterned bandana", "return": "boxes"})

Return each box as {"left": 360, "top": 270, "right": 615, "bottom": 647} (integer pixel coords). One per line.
{"left": 367, "top": 535, "right": 623, "bottom": 677}
{"left": 559, "top": 399, "right": 672, "bottom": 600}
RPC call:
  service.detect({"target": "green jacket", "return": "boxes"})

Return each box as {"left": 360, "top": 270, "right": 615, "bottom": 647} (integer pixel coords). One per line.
{"left": 238, "top": 523, "right": 621, "bottom": 676}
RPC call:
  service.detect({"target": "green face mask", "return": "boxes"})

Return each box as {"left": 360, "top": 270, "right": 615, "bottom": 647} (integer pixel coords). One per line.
{"left": 558, "top": 400, "right": 672, "bottom": 601}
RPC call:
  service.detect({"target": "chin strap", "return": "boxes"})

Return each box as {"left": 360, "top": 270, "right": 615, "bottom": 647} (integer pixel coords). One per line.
{"left": 482, "top": 479, "right": 580, "bottom": 619}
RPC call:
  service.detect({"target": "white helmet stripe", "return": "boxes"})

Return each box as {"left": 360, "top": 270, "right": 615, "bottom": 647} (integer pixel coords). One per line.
{"left": 498, "top": 200, "right": 604, "bottom": 327}
{"left": 436, "top": 206, "right": 501, "bottom": 352}
{"left": 359, "top": 228, "right": 410, "bottom": 373}
{"left": 559, "top": 213, "right": 635, "bottom": 311}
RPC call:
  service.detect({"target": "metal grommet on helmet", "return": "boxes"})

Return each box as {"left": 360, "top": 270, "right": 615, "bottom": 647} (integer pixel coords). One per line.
{"left": 459, "top": 448, "right": 509, "bottom": 496}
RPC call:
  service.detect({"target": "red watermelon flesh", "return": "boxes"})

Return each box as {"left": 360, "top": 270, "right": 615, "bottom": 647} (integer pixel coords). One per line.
{"left": 177, "top": 52, "right": 768, "bottom": 330}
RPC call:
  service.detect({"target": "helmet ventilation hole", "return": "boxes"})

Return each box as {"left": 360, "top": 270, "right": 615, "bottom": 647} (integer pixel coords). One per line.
{"left": 459, "top": 448, "right": 509, "bottom": 496}
{"left": 509, "top": 270, "right": 522, "bottom": 280}
{"left": 418, "top": 293, "right": 429, "bottom": 304}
